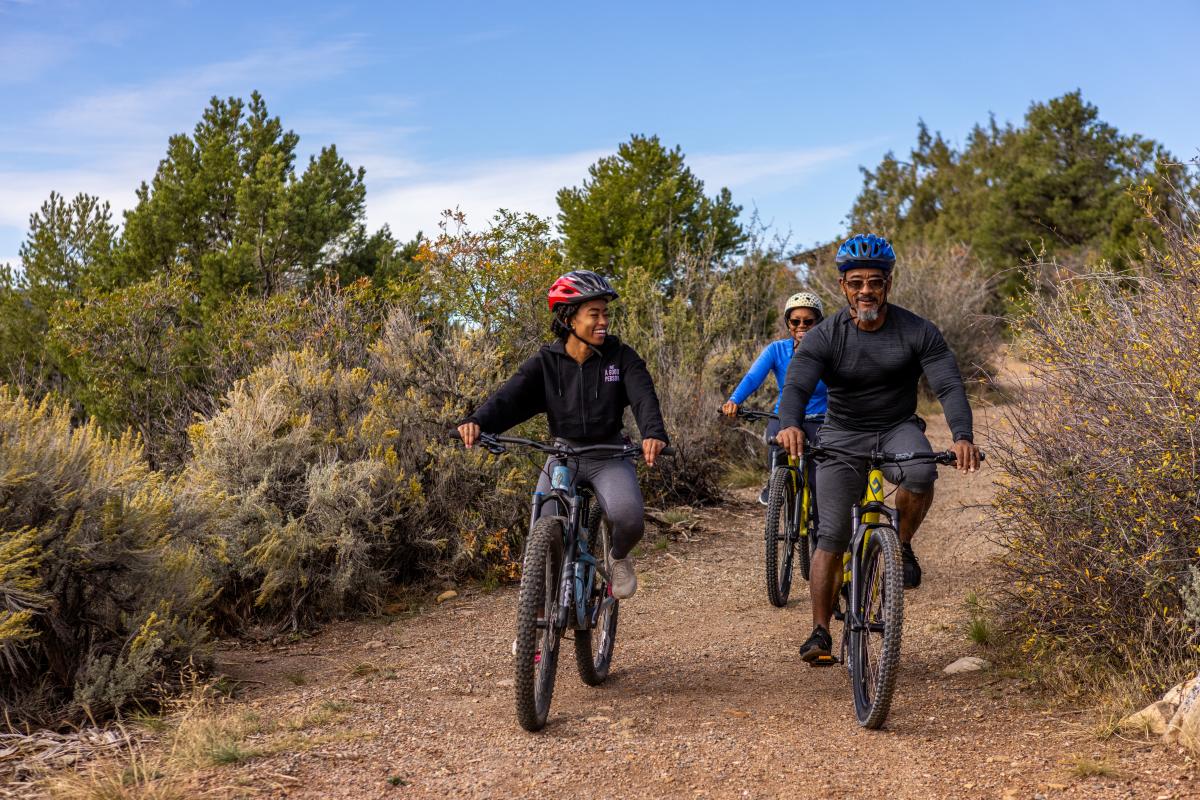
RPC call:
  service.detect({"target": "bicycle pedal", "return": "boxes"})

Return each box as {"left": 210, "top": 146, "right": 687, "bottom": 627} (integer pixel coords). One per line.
{"left": 810, "top": 655, "right": 839, "bottom": 667}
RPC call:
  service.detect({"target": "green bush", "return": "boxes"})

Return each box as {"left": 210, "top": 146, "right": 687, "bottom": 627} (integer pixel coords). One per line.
{"left": 49, "top": 274, "right": 387, "bottom": 469}
{"left": 0, "top": 391, "right": 221, "bottom": 724}
{"left": 992, "top": 213, "right": 1200, "bottom": 695}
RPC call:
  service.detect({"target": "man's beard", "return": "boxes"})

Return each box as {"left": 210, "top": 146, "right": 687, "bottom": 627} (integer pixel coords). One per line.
{"left": 857, "top": 303, "right": 881, "bottom": 322}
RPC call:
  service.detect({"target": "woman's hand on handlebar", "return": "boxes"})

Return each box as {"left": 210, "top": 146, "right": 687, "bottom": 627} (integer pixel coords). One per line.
{"left": 720, "top": 401, "right": 739, "bottom": 418}
{"left": 457, "top": 422, "right": 480, "bottom": 449}
{"left": 643, "top": 437, "right": 667, "bottom": 467}
{"left": 775, "top": 426, "right": 805, "bottom": 458}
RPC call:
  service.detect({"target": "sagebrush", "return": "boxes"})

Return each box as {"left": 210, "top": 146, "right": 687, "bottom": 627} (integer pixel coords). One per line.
{"left": 0, "top": 391, "right": 221, "bottom": 724}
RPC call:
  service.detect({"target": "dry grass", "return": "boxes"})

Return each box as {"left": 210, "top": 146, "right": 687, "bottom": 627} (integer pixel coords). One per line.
{"left": 723, "top": 465, "right": 766, "bottom": 491}
{"left": 1068, "top": 754, "right": 1125, "bottom": 779}
{"left": 15, "top": 688, "right": 361, "bottom": 798}
{"left": 964, "top": 591, "right": 996, "bottom": 647}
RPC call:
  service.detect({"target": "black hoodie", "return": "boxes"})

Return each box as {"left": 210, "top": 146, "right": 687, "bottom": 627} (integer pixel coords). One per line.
{"left": 464, "top": 335, "right": 669, "bottom": 444}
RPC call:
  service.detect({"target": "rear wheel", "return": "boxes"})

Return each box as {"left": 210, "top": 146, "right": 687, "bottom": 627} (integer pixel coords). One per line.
{"left": 764, "top": 467, "right": 797, "bottom": 607}
{"left": 514, "top": 516, "right": 564, "bottom": 732}
{"left": 575, "top": 505, "right": 619, "bottom": 686}
{"left": 849, "top": 525, "right": 904, "bottom": 729}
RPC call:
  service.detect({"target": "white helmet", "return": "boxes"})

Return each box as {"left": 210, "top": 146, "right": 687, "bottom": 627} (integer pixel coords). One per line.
{"left": 784, "top": 291, "right": 824, "bottom": 318}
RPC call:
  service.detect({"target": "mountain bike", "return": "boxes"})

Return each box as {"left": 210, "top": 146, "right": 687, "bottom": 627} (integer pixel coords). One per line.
{"left": 731, "top": 409, "right": 817, "bottom": 606}
{"left": 803, "top": 444, "right": 983, "bottom": 729}
{"left": 467, "top": 432, "right": 672, "bottom": 732}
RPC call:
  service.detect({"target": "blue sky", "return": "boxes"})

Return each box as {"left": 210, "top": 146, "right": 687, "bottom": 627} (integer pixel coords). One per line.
{"left": 1, "top": 0, "right": 1197, "bottom": 267}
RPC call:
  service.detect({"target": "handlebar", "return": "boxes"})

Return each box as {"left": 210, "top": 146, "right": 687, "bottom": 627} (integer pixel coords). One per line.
{"left": 452, "top": 430, "right": 675, "bottom": 460}
{"left": 723, "top": 408, "right": 778, "bottom": 422}
{"left": 765, "top": 439, "right": 985, "bottom": 466}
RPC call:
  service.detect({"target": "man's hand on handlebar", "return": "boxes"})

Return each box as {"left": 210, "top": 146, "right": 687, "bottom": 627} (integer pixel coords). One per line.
{"left": 457, "top": 422, "right": 480, "bottom": 449}
{"left": 951, "top": 439, "right": 981, "bottom": 473}
{"left": 775, "top": 426, "right": 805, "bottom": 458}
{"left": 720, "top": 401, "right": 739, "bottom": 418}
{"left": 643, "top": 437, "right": 667, "bottom": 467}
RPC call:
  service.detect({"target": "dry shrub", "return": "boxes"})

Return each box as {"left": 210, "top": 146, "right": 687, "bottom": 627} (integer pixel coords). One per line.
{"left": 185, "top": 308, "right": 532, "bottom": 631}
{"left": 992, "top": 215, "right": 1200, "bottom": 696}
{"left": 616, "top": 248, "right": 793, "bottom": 504}
{"left": 0, "top": 391, "right": 219, "bottom": 725}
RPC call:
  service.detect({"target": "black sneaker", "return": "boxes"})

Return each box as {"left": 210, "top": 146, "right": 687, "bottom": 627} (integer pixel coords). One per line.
{"left": 901, "top": 542, "right": 922, "bottom": 589}
{"left": 758, "top": 484, "right": 770, "bottom": 506}
{"left": 799, "top": 625, "right": 833, "bottom": 664}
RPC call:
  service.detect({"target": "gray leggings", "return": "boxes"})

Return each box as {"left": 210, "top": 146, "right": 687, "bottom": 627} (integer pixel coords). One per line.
{"left": 535, "top": 450, "right": 645, "bottom": 559}
{"left": 813, "top": 417, "right": 936, "bottom": 553}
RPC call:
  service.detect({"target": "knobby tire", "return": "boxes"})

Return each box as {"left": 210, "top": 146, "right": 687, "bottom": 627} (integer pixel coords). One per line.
{"left": 575, "top": 505, "right": 619, "bottom": 686}
{"left": 764, "top": 467, "right": 796, "bottom": 607}
{"left": 849, "top": 525, "right": 904, "bottom": 729}
{"left": 514, "top": 516, "right": 564, "bottom": 732}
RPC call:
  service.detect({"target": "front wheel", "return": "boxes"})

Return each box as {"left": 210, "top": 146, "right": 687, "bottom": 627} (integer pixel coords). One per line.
{"left": 575, "top": 506, "right": 619, "bottom": 686}
{"left": 514, "top": 516, "right": 565, "bottom": 732}
{"left": 848, "top": 525, "right": 904, "bottom": 729}
{"left": 764, "top": 467, "right": 797, "bottom": 607}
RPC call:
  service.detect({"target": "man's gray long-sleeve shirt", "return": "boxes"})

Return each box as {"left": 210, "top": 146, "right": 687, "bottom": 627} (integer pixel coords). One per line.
{"left": 778, "top": 304, "right": 973, "bottom": 442}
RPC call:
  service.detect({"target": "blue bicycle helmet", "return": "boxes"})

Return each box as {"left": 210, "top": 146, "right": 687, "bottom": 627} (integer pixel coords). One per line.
{"left": 835, "top": 234, "right": 896, "bottom": 273}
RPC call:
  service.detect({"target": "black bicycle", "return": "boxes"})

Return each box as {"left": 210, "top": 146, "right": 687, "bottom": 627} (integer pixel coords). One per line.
{"left": 802, "top": 443, "right": 983, "bottom": 728}
{"left": 730, "top": 409, "right": 817, "bottom": 606}
{"left": 468, "top": 432, "right": 672, "bottom": 732}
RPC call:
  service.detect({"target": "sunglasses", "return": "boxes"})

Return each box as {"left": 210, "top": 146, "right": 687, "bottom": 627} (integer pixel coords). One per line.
{"left": 842, "top": 277, "right": 887, "bottom": 292}
{"left": 787, "top": 315, "right": 819, "bottom": 329}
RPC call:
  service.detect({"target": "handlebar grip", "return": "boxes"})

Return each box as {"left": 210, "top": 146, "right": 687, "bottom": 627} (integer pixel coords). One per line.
{"left": 660, "top": 446, "right": 676, "bottom": 457}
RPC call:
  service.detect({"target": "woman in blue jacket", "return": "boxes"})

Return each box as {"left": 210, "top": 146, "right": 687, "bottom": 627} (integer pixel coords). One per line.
{"left": 721, "top": 292, "right": 828, "bottom": 504}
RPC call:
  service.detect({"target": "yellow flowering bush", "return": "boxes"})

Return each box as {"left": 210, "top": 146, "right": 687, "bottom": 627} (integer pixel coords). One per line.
{"left": 993, "top": 214, "right": 1200, "bottom": 692}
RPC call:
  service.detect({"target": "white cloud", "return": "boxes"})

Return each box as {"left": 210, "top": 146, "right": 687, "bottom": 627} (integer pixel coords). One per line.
{"left": 367, "top": 150, "right": 607, "bottom": 236}
{"left": 367, "top": 144, "right": 864, "bottom": 239}
{"left": 0, "top": 169, "right": 142, "bottom": 229}
{"left": 0, "top": 37, "right": 378, "bottom": 266}
{"left": 40, "top": 36, "right": 365, "bottom": 148}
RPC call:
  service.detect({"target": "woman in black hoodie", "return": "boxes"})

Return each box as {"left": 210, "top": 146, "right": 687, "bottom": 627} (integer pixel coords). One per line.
{"left": 457, "top": 270, "right": 669, "bottom": 599}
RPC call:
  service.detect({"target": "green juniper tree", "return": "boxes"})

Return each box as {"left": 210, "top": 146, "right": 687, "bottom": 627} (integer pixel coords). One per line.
{"left": 850, "top": 91, "right": 1195, "bottom": 296}
{"left": 115, "top": 91, "right": 368, "bottom": 299}
{"left": 557, "top": 134, "right": 746, "bottom": 286}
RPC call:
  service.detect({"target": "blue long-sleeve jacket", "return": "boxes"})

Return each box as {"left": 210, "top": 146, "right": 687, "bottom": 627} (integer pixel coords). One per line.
{"left": 729, "top": 338, "right": 828, "bottom": 417}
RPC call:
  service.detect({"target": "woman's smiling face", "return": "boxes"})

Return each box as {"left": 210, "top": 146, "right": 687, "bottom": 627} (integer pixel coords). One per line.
{"left": 571, "top": 298, "right": 610, "bottom": 345}
{"left": 787, "top": 309, "right": 820, "bottom": 343}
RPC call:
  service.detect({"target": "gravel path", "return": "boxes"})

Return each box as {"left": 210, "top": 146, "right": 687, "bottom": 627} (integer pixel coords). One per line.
{"left": 205, "top": 409, "right": 1197, "bottom": 799}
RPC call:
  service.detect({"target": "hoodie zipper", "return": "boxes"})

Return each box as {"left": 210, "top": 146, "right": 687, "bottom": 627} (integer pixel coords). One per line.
{"left": 578, "top": 362, "right": 587, "bottom": 437}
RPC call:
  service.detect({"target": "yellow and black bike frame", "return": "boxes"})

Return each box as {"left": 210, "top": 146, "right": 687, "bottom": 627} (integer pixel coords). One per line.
{"left": 774, "top": 451, "right": 812, "bottom": 544}
{"left": 842, "top": 467, "right": 888, "bottom": 584}
{"left": 806, "top": 467, "right": 897, "bottom": 667}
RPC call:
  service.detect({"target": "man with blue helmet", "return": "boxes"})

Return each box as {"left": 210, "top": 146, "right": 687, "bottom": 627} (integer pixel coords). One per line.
{"left": 776, "top": 234, "right": 981, "bottom": 664}
{"left": 721, "top": 291, "right": 829, "bottom": 504}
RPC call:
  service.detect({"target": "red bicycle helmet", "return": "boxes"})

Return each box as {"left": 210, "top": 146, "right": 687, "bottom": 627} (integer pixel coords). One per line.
{"left": 547, "top": 270, "right": 618, "bottom": 312}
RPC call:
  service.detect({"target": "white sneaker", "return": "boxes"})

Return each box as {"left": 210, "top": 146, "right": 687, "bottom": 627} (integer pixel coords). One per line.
{"left": 609, "top": 554, "right": 637, "bottom": 599}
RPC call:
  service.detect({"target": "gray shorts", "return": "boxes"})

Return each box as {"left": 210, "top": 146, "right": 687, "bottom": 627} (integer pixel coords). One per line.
{"left": 813, "top": 417, "right": 936, "bottom": 553}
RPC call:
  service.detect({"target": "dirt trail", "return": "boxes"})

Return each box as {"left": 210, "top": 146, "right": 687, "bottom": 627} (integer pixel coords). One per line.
{"left": 207, "top": 406, "right": 1196, "bottom": 799}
